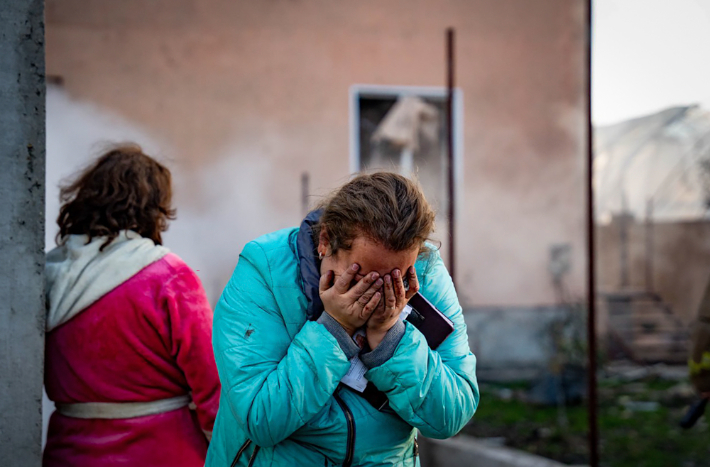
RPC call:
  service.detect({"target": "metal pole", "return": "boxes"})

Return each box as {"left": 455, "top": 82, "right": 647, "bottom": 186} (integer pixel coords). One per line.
{"left": 645, "top": 199, "right": 654, "bottom": 292}
{"left": 620, "top": 191, "right": 629, "bottom": 288}
{"left": 584, "top": 0, "right": 599, "bottom": 465}
{"left": 446, "top": 28, "right": 456, "bottom": 284}
{"left": 301, "top": 172, "right": 310, "bottom": 216}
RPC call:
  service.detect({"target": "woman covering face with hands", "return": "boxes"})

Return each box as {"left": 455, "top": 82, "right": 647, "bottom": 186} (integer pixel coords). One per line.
{"left": 207, "top": 172, "right": 479, "bottom": 467}
{"left": 318, "top": 241, "right": 420, "bottom": 350}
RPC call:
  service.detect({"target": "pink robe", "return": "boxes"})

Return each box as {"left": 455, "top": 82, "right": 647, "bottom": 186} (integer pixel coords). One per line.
{"left": 43, "top": 253, "right": 220, "bottom": 467}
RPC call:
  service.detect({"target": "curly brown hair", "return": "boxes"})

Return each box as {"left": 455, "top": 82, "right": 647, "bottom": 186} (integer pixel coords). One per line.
{"left": 56, "top": 144, "right": 176, "bottom": 249}
{"left": 316, "top": 172, "right": 436, "bottom": 255}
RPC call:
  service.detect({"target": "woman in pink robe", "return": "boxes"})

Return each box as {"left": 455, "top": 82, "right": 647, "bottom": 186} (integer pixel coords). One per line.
{"left": 43, "top": 145, "right": 220, "bottom": 467}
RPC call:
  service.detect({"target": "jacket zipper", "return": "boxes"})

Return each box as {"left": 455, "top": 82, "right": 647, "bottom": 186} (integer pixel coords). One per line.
{"left": 333, "top": 392, "right": 355, "bottom": 467}
{"left": 230, "top": 439, "right": 252, "bottom": 467}
{"left": 247, "top": 446, "right": 260, "bottom": 467}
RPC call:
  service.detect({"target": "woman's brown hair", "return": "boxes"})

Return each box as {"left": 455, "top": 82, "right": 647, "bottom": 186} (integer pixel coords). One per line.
{"left": 316, "top": 172, "right": 436, "bottom": 255}
{"left": 56, "top": 144, "right": 176, "bottom": 249}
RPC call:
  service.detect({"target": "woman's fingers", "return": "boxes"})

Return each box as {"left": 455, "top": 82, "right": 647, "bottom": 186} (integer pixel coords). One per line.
{"left": 404, "top": 266, "right": 419, "bottom": 299}
{"left": 334, "top": 263, "right": 359, "bottom": 293}
{"left": 356, "top": 277, "right": 383, "bottom": 305}
{"left": 383, "top": 274, "right": 397, "bottom": 311}
{"left": 360, "top": 291, "right": 382, "bottom": 320}
{"left": 392, "top": 269, "right": 407, "bottom": 305}
{"left": 348, "top": 271, "right": 380, "bottom": 299}
{"left": 319, "top": 270, "right": 333, "bottom": 294}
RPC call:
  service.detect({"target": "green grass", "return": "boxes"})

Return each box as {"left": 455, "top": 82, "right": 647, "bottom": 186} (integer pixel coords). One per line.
{"left": 462, "top": 381, "right": 710, "bottom": 466}
{"left": 597, "top": 404, "right": 709, "bottom": 467}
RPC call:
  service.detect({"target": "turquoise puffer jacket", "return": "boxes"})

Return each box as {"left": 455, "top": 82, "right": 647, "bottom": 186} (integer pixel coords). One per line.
{"left": 206, "top": 227, "right": 479, "bottom": 467}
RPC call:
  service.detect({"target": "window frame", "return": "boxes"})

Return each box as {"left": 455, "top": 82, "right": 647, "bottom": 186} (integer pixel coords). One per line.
{"left": 348, "top": 84, "right": 464, "bottom": 181}
{"left": 348, "top": 84, "right": 465, "bottom": 237}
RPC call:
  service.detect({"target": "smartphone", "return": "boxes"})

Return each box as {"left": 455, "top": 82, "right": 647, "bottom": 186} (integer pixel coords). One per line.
{"left": 405, "top": 292, "right": 454, "bottom": 349}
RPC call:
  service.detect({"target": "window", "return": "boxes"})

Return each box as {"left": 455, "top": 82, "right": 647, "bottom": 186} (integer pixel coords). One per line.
{"left": 349, "top": 85, "right": 463, "bottom": 248}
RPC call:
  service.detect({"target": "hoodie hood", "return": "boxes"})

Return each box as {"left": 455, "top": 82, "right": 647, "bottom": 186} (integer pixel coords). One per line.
{"left": 45, "top": 230, "right": 169, "bottom": 331}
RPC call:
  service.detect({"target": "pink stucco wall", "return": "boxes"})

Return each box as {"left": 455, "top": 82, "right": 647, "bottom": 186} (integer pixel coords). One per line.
{"left": 45, "top": 0, "right": 587, "bottom": 307}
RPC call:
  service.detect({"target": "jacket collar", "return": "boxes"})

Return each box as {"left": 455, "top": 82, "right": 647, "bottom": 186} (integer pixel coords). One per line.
{"left": 297, "top": 209, "right": 324, "bottom": 320}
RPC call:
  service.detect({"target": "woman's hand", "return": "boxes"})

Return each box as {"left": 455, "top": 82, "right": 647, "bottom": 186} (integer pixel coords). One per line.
{"left": 366, "top": 266, "right": 419, "bottom": 349}
{"left": 319, "top": 263, "right": 383, "bottom": 336}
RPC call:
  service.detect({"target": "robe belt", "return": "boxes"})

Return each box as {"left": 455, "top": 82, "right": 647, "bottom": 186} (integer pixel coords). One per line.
{"left": 55, "top": 394, "right": 191, "bottom": 419}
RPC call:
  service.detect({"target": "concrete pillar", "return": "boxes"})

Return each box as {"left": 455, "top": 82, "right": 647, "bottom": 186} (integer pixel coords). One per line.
{"left": 0, "top": 0, "right": 46, "bottom": 465}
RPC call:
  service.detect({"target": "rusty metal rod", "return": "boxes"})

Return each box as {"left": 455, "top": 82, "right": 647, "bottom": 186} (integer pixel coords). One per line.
{"left": 446, "top": 28, "right": 456, "bottom": 284}
{"left": 645, "top": 199, "right": 654, "bottom": 292}
{"left": 585, "top": 0, "right": 599, "bottom": 465}
{"left": 301, "top": 172, "right": 310, "bottom": 217}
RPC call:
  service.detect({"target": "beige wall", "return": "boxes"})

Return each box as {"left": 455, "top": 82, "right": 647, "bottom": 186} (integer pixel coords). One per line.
{"left": 46, "top": 0, "right": 587, "bottom": 307}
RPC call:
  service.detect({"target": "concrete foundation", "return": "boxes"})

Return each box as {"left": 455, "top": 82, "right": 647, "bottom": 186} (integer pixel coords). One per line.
{"left": 464, "top": 306, "right": 584, "bottom": 382}
{"left": 0, "top": 0, "right": 46, "bottom": 465}
{"left": 419, "top": 435, "right": 570, "bottom": 467}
